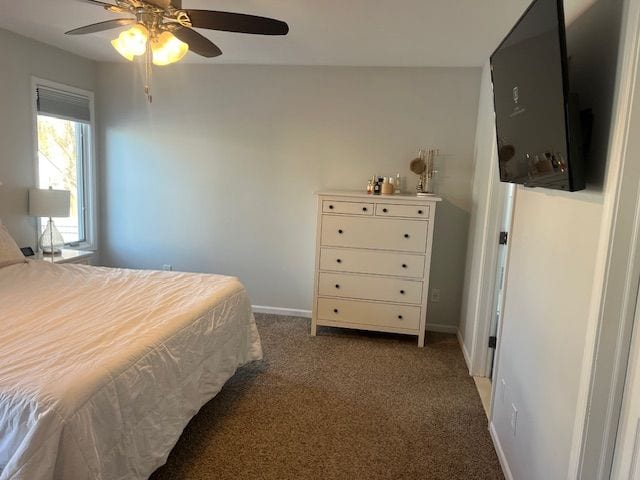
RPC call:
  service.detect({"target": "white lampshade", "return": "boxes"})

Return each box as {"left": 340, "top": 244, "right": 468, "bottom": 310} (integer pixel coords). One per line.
{"left": 29, "top": 188, "right": 71, "bottom": 218}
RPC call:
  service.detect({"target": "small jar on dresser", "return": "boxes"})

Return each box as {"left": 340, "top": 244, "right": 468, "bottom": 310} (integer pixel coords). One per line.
{"left": 311, "top": 190, "right": 441, "bottom": 347}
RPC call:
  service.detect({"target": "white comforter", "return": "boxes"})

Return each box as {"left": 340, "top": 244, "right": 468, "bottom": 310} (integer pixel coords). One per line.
{"left": 0, "top": 261, "right": 262, "bottom": 480}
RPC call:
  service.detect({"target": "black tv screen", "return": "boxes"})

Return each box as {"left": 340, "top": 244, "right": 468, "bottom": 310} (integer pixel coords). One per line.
{"left": 490, "top": 0, "right": 585, "bottom": 191}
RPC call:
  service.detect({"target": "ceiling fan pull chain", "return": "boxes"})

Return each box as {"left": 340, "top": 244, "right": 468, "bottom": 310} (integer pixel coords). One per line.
{"left": 144, "top": 41, "right": 153, "bottom": 103}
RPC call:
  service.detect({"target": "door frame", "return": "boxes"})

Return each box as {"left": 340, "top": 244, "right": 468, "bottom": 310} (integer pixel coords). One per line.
{"left": 467, "top": 132, "right": 512, "bottom": 378}
{"left": 567, "top": 0, "right": 640, "bottom": 476}
{"left": 485, "top": 182, "right": 516, "bottom": 380}
{"left": 611, "top": 280, "right": 640, "bottom": 478}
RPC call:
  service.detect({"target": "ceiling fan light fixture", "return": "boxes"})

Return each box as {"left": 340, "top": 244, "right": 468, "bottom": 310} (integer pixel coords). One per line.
{"left": 151, "top": 31, "right": 189, "bottom": 66}
{"left": 111, "top": 24, "right": 149, "bottom": 61}
{"left": 69, "top": 1, "right": 289, "bottom": 101}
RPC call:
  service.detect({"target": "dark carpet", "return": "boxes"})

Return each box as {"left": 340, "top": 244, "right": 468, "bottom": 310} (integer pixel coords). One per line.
{"left": 150, "top": 314, "right": 504, "bottom": 480}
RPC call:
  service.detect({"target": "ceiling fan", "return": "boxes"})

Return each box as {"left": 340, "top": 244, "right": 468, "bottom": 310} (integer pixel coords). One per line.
{"left": 65, "top": 0, "right": 289, "bottom": 101}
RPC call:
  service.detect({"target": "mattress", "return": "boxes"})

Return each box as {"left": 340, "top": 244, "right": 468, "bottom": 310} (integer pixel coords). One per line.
{"left": 0, "top": 261, "right": 262, "bottom": 480}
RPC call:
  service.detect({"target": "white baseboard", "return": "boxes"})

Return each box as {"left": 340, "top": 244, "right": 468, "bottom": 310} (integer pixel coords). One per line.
{"left": 489, "top": 422, "right": 514, "bottom": 480}
{"left": 457, "top": 328, "right": 473, "bottom": 374}
{"left": 425, "top": 323, "right": 458, "bottom": 334}
{"left": 252, "top": 305, "right": 312, "bottom": 318}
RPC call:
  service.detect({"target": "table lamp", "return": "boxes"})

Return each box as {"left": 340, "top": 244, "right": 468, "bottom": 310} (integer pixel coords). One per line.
{"left": 29, "top": 187, "right": 71, "bottom": 256}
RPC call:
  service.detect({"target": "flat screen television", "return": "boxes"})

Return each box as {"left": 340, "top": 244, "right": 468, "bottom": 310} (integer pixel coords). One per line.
{"left": 490, "top": 0, "right": 586, "bottom": 191}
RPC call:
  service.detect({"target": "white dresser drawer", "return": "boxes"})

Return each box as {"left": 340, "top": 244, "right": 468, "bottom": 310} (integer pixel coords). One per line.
{"left": 319, "top": 272, "right": 423, "bottom": 304}
{"left": 323, "top": 200, "right": 373, "bottom": 215}
{"left": 317, "top": 298, "right": 421, "bottom": 331}
{"left": 375, "top": 203, "right": 430, "bottom": 219}
{"left": 321, "top": 216, "right": 428, "bottom": 253}
{"left": 319, "top": 247, "right": 425, "bottom": 278}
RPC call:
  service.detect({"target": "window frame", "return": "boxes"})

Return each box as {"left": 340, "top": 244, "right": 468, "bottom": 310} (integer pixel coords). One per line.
{"left": 31, "top": 77, "right": 98, "bottom": 251}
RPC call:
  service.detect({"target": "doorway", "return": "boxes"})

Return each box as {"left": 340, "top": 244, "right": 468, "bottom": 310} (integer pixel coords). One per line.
{"left": 473, "top": 182, "right": 516, "bottom": 418}
{"left": 486, "top": 183, "right": 516, "bottom": 379}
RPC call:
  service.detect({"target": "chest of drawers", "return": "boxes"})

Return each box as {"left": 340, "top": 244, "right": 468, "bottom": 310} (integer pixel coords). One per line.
{"left": 311, "top": 191, "right": 440, "bottom": 347}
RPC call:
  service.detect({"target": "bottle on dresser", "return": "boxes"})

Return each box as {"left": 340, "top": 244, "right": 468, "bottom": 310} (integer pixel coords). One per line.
{"left": 373, "top": 176, "right": 382, "bottom": 195}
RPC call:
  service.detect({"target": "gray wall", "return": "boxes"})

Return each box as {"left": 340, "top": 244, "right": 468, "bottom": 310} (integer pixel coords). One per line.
{"left": 97, "top": 64, "right": 481, "bottom": 326}
{"left": 0, "top": 29, "right": 96, "bottom": 247}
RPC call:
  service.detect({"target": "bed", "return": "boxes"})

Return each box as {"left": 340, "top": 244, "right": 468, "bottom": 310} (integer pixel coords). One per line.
{"left": 0, "top": 258, "right": 262, "bottom": 480}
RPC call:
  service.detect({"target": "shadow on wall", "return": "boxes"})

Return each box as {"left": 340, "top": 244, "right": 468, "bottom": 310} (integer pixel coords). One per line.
{"left": 566, "top": 0, "right": 624, "bottom": 190}
{"left": 429, "top": 199, "right": 470, "bottom": 326}
{"left": 0, "top": 186, "right": 35, "bottom": 248}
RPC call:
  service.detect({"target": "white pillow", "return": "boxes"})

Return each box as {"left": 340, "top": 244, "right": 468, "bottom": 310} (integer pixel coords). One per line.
{"left": 0, "top": 224, "right": 26, "bottom": 268}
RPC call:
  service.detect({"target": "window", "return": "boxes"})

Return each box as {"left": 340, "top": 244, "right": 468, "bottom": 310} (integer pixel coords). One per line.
{"left": 34, "top": 80, "right": 96, "bottom": 248}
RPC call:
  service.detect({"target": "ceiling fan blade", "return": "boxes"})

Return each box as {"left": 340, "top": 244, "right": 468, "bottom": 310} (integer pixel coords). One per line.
{"left": 184, "top": 10, "right": 289, "bottom": 35}
{"left": 77, "top": 0, "right": 125, "bottom": 13}
{"left": 65, "top": 18, "right": 137, "bottom": 35}
{"left": 173, "top": 26, "right": 222, "bottom": 58}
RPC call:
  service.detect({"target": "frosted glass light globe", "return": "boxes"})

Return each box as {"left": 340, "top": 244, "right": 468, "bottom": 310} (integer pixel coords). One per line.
{"left": 151, "top": 31, "right": 189, "bottom": 66}
{"left": 111, "top": 24, "right": 149, "bottom": 61}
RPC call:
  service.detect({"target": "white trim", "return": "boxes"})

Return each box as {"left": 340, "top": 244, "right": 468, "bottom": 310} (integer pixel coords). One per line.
{"left": 630, "top": 420, "right": 640, "bottom": 479}
{"left": 483, "top": 184, "right": 517, "bottom": 425}
{"left": 569, "top": 0, "right": 640, "bottom": 476}
{"left": 457, "top": 328, "right": 473, "bottom": 373}
{"left": 468, "top": 133, "right": 503, "bottom": 377}
{"left": 425, "top": 323, "right": 458, "bottom": 334}
{"left": 488, "top": 196, "right": 517, "bottom": 422}
{"left": 252, "top": 305, "right": 312, "bottom": 318}
{"left": 462, "top": 63, "right": 512, "bottom": 378}
{"left": 490, "top": 422, "right": 515, "bottom": 480}
{"left": 30, "top": 78, "right": 38, "bottom": 249}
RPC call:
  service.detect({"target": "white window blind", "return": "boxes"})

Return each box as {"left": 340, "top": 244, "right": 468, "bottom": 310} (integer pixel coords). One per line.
{"left": 36, "top": 86, "right": 91, "bottom": 124}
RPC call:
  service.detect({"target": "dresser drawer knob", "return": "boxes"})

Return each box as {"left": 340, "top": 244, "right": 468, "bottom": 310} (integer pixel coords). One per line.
{"left": 362, "top": 207, "right": 368, "bottom": 212}
{"left": 338, "top": 229, "right": 344, "bottom": 234}
{"left": 335, "top": 284, "right": 340, "bottom": 289}
{"left": 333, "top": 308, "right": 339, "bottom": 314}
{"left": 404, "top": 234, "right": 410, "bottom": 239}
{"left": 383, "top": 208, "right": 388, "bottom": 213}
{"left": 337, "top": 259, "right": 342, "bottom": 263}
{"left": 400, "top": 290, "right": 405, "bottom": 295}
{"left": 418, "top": 209, "right": 424, "bottom": 214}
{"left": 329, "top": 205, "right": 334, "bottom": 209}
{"left": 402, "top": 263, "right": 407, "bottom": 268}
{"left": 398, "top": 315, "right": 403, "bottom": 320}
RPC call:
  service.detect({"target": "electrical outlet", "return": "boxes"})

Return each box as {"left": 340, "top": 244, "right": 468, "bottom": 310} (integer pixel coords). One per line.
{"left": 430, "top": 288, "right": 441, "bottom": 303}
{"left": 510, "top": 403, "right": 518, "bottom": 436}
{"left": 162, "top": 264, "right": 173, "bottom": 271}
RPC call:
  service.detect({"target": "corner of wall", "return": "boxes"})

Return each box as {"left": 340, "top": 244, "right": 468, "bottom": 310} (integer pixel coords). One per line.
{"left": 457, "top": 328, "right": 473, "bottom": 374}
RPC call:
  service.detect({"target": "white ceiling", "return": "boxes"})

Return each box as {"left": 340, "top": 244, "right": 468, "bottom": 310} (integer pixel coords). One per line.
{"left": 0, "top": 0, "right": 591, "bottom": 67}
